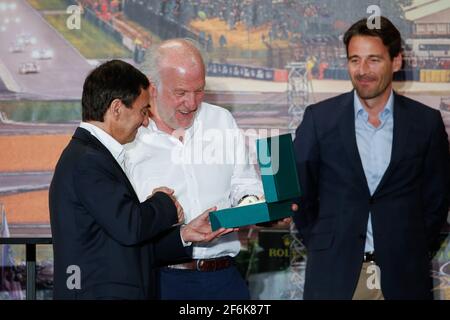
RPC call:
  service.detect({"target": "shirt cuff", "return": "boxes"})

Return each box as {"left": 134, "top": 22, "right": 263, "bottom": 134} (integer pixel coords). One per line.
{"left": 180, "top": 225, "right": 192, "bottom": 247}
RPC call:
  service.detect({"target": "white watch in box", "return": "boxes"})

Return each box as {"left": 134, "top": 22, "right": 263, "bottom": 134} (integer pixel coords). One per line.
{"left": 237, "top": 195, "right": 260, "bottom": 206}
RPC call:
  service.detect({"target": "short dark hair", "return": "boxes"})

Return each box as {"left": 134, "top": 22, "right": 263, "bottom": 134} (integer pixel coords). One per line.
{"left": 81, "top": 60, "right": 149, "bottom": 121}
{"left": 343, "top": 16, "right": 402, "bottom": 60}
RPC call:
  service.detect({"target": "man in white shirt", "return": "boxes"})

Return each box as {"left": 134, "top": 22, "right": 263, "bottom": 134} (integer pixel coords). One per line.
{"left": 50, "top": 60, "right": 230, "bottom": 299}
{"left": 125, "top": 39, "right": 263, "bottom": 299}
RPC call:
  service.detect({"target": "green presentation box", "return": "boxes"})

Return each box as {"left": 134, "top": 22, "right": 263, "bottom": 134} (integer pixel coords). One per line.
{"left": 210, "top": 134, "right": 301, "bottom": 231}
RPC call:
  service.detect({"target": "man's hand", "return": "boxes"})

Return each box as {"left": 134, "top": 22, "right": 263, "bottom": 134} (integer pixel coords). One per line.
{"left": 272, "top": 217, "right": 293, "bottom": 227}
{"left": 254, "top": 202, "right": 298, "bottom": 228}
{"left": 255, "top": 217, "right": 292, "bottom": 228}
{"left": 150, "top": 187, "right": 184, "bottom": 224}
{"left": 181, "top": 207, "right": 237, "bottom": 243}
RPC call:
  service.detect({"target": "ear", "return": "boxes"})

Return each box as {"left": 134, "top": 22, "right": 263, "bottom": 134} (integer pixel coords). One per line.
{"left": 149, "top": 83, "right": 158, "bottom": 99}
{"left": 392, "top": 53, "right": 402, "bottom": 73}
{"left": 109, "top": 98, "right": 122, "bottom": 119}
{"left": 149, "top": 84, "right": 158, "bottom": 117}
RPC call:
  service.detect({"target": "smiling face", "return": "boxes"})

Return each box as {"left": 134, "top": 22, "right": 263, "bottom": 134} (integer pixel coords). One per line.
{"left": 152, "top": 64, "right": 205, "bottom": 134}
{"left": 114, "top": 88, "right": 150, "bottom": 144}
{"left": 149, "top": 41, "right": 206, "bottom": 135}
{"left": 347, "top": 35, "right": 402, "bottom": 102}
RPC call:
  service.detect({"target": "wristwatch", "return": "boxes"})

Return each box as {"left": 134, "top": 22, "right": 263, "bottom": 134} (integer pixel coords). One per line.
{"left": 237, "top": 195, "right": 260, "bottom": 206}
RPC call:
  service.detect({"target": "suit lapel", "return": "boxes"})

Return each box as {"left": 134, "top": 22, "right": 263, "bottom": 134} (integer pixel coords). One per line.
{"left": 338, "top": 92, "right": 370, "bottom": 192}
{"left": 73, "top": 127, "right": 139, "bottom": 199}
{"left": 374, "top": 92, "right": 410, "bottom": 195}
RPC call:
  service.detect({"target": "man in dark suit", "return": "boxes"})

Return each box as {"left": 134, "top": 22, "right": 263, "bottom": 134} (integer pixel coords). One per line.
{"left": 49, "top": 60, "right": 230, "bottom": 299}
{"left": 293, "top": 17, "right": 450, "bottom": 299}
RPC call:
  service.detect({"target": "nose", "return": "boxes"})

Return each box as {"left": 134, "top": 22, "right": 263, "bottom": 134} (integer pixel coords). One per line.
{"left": 358, "top": 59, "right": 370, "bottom": 75}
{"left": 184, "top": 92, "right": 197, "bottom": 111}
{"left": 142, "top": 115, "right": 149, "bottom": 127}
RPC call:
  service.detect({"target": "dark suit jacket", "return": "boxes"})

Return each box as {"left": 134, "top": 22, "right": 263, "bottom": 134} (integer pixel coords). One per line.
{"left": 49, "top": 127, "right": 191, "bottom": 299}
{"left": 293, "top": 91, "right": 450, "bottom": 299}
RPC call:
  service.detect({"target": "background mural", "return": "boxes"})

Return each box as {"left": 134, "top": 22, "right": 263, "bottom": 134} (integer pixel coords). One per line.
{"left": 0, "top": 0, "right": 449, "bottom": 299}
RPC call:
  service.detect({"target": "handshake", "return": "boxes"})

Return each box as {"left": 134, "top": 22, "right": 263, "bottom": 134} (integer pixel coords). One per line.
{"left": 150, "top": 187, "right": 237, "bottom": 244}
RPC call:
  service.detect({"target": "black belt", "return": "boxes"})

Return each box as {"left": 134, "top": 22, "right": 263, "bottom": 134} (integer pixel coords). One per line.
{"left": 363, "top": 251, "right": 376, "bottom": 262}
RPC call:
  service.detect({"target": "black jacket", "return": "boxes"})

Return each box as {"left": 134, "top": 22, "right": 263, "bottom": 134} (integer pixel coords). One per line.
{"left": 294, "top": 91, "right": 450, "bottom": 299}
{"left": 50, "top": 127, "right": 190, "bottom": 299}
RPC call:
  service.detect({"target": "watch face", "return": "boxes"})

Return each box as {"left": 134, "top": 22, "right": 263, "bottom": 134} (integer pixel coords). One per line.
{"left": 238, "top": 195, "right": 261, "bottom": 206}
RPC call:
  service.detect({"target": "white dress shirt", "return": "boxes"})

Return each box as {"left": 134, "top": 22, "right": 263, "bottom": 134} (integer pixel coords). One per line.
{"left": 79, "top": 122, "right": 127, "bottom": 171}
{"left": 124, "top": 102, "right": 263, "bottom": 259}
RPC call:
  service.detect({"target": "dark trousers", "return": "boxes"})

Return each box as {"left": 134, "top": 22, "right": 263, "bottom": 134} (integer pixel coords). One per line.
{"left": 158, "top": 265, "right": 250, "bottom": 300}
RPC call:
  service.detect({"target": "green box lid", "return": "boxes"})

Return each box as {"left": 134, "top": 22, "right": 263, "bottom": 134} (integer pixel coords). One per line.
{"left": 257, "top": 133, "right": 301, "bottom": 203}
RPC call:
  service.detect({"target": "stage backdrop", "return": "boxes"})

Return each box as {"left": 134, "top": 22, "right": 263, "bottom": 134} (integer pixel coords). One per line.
{"left": 0, "top": 0, "right": 449, "bottom": 300}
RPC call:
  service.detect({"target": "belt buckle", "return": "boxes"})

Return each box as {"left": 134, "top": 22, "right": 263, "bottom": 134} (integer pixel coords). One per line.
{"left": 364, "top": 251, "right": 375, "bottom": 263}
{"left": 196, "top": 259, "right": 201, "bottom": 271}
{"left": 196, "top": 259, "right": 218, "bottom": 271}
{"left": 196, "top": 259, "right": 211, "bottom": 271}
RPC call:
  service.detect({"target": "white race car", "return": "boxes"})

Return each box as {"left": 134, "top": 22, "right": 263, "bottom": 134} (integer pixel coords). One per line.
{"left": 19, "top": 62, "right": 40, "bottom": 74}
{"left": 31, "top": 48, "right": 54, "bottom": 60}
{"left": 9, "top": 42, "right": 25, "bottom": 53}
{"left": 16, "top": 33, "right": 37, "bottom": 46}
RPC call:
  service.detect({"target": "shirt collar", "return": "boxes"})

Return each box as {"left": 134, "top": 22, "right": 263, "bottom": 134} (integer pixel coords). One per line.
{"left": 79, "top": 122, "right": 125, "bottom": 163}
{"left": 354, "top": 90, "right": 394, "bottom": 121}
